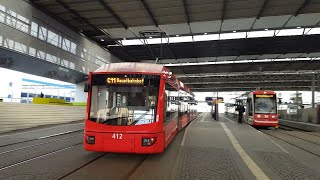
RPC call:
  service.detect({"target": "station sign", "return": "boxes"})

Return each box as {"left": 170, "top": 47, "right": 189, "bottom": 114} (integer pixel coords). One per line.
{"left": 206, "top": 97, "right": 224, "bottom": 105}
{"left": 255, "top": 94, "right": 274, "bottom": 98}
{"left": 214, "top": 99, "right": 223, "bottom": 104}
{"left": 205, "top": 97, "right": 224, "bottom": 102}
{"left": 106, "top": 77, "right": 144, "bottom": 85}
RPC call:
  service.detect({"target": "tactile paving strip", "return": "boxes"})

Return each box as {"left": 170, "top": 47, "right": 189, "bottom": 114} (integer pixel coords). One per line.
{"left": 256, "top": 151, "right": 320, "bottom": 180}
{"left": 175, "top": 146, "right": 242, "bottom": 180}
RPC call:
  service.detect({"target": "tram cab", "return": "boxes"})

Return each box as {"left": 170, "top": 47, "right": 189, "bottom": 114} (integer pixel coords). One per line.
{"left": 245, "top": 90, "right": 278, "bottom": 127}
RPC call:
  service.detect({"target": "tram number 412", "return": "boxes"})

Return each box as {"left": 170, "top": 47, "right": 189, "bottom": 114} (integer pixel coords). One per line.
{"left": 112, "top": 133, "right": 123, "bottom": 139}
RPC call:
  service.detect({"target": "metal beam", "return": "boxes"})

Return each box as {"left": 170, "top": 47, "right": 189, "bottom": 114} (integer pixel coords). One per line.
{"left": 257, "top": 0, "right": 269, "bottom": 19}
{"left": 56, "top": 0, "right": 100, "bottom": 32}
{"left": 221, "top": 0, "right": 227, "bottom": 22}
{"left": 97, "top": 0, "right": 128, "bottom": 29}
{"left": 246, "top": 0, "right": 269, "bottom": 34}
{"left": 202, "top": 71, "right": 318, "bottom": 76}
{"left": 294, "top": 0, "right": 311, "bottom": 16}
{"left": 185, "top": 79, "right": 312, "bottom": 84}
{"left": 188, "top": 83, "right": 312, "bottom": 89}
{"left": 27, "top": 0, "right": 80, "bottom": 33}
{"left": 181, "top": 1, "right": 198, "bottom": 65}
{"left": 190, "top": 85, "right": 311, "bottom": 91}
{"left": 111, "top": 34, "right": 320, "bottom": 61}
{"left": 140, "top": 0, "right": 159, "bottom": 27}
{"left": 182, "top": 0, "right": 191, "bottom": 24}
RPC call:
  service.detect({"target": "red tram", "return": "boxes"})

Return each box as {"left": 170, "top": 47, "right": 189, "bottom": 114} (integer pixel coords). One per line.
{"left": 245, "top": 90, "right": 278, "bottom": 127}
{"left": 84, "top": 63, "right": 197, "bottom": 154}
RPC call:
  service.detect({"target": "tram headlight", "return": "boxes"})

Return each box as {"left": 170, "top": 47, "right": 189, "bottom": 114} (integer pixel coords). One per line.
{"left": 142, "top": 137, "right": 157, "bottom": 146}
{"left": 271, "top": 115, "right": 276, "bottom": 118}
{"left": 257, "top": 115, "right": 261, "bottom": 118}
{"left": 86, "top": 136, "right": 95, "bottom": 144}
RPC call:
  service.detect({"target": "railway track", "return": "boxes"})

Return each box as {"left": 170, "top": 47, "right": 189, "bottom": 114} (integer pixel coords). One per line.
{"left": 0, "top": 129, "right": 83, "bottom": 148}
{"left": 0, "top": 142, "right": 83, "bottom": 171}
{"left": 0, "top": 129, "right": 84, "bottom": 173}
{"left": 261, "top": 128, "right": 320, "bottom": 158}
{"left": 0, "top": 134, "right": 81, "bottom": 155}
{"left": 56, "top": 153, "right": 108, "bottom": 180}
{"left": 125, "top": 156, "right": 148, "bottom": 180}
{"left": 56, "top": 152, "right": 148, "bottom": 180}
{"left": 0, "top": 128, "right": 149, "bottom": 180}
{"left": 279, "top": 125, "right": 320, "bottom": 137}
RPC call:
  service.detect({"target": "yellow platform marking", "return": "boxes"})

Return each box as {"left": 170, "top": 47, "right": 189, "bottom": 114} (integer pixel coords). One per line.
{"left": 221, "top": 123, "right": 270, "bottom": 180}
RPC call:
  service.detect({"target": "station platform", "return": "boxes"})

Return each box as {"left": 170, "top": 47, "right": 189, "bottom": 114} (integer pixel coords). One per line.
{"left": 167, "top": 113, "right": 320, "bottom": 180}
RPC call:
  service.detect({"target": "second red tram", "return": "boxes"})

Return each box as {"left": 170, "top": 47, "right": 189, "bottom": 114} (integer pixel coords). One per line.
{"left": 245, "top": 90, "right": 278, "bottom": 127}
{"left": 84, "top": 63, "right": 197, "bottom": 154}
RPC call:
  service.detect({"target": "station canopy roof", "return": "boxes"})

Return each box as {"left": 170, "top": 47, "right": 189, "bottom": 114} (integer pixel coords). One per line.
{"left": 30, "top": 0, "right": 320, "bottom": 92}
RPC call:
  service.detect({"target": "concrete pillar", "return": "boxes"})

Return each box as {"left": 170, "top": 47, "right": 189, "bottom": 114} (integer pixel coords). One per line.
{"left": 312, "top": 74, "right": 316, "bottom": 108}
{"left": 75, "top": 81, "right": 88, "bottom": 102}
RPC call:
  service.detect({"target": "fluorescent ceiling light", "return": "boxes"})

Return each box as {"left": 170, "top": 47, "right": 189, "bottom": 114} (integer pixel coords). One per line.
{"left": 146, "top": 38, "right": 166, "bottom": 44}
{"left": 164, "top": 57, "right": 318, "bottom": 67}
{"left": 275, "top": 29, "right": 304, "bottom": 36}
{"left": 273, "top": 58, "right": 293, "bottom": 62}
{"left": 177, "top": 71, "right": 320, "bottom": 78}
{"left": 193, "top": 34, "right": 219, "bottom": 41}
{"left": 121, "top": 39, "right": 143, "bottom": 45}
{"left": 119, "top": 27, "right": 320, "bottom": 46}
{"left": 107, "top": 44, "right": 121, "bottom": 47}
{"left": 219, "top": 32, "right": 246, "bottom": 40}
{"left": 247, "top": 30, "right": 274, "bottom": 38}
{"left": 305, "top": 27, "right": 320, "bottom": 35}
{"left": 169, "top": 36, "right": 193, "bottom": 43}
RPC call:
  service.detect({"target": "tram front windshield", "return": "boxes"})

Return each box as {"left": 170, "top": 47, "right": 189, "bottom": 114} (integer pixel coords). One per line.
{"left": 89, "top": 74, "right": 160, "bottom": 126}
{"left": 254, "top": 94, "right": 277, "bottom": 114}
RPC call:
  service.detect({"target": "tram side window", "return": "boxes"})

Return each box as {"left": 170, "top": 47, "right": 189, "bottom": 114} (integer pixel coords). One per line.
{"left": 164, "top": 83, "right": 179, "bottom": 123}
{"left": 179, "top": 96, "right": 190, "bottom": 116}
{"left": 179, "top": 102, "right": 188, "bottom": 116}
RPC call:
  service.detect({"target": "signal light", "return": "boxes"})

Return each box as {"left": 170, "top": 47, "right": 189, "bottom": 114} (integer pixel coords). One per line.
{"left": 86, "top": 136, "right": 95, "bottom": 144}
{"left": 142, "top": 137, "right": 157, "bottom": 146}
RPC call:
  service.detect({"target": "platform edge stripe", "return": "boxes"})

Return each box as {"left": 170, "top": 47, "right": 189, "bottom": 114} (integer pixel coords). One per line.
{"left": 220, "top": 123, "right": 270, "bottom": 180}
